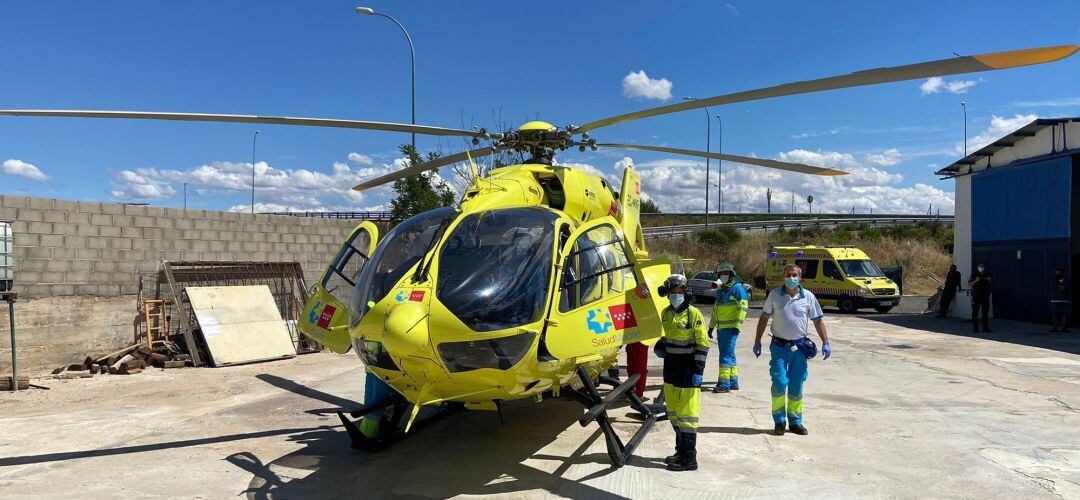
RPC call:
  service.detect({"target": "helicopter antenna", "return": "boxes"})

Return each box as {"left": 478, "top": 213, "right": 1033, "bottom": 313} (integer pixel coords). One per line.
{"left": 465, "top": 149, "right": 480, "bottom": 184}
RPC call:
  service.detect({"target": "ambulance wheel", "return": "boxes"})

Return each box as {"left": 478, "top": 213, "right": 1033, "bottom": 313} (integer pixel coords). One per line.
{"left": 874, "top": 306, "right": 894, "bottom": 314}
{"left": 838, "top": 297, "right": 857, "bottom": 314}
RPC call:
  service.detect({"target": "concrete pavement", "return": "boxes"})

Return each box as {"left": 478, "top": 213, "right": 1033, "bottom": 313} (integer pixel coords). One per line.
{"left": 1, "top": 310, "right": 1078, "bottom": 498}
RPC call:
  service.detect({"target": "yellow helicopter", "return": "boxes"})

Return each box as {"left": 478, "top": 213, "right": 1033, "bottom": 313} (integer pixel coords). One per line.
{"left": 2, "top": 44, "right": 1076, "bottom": 466}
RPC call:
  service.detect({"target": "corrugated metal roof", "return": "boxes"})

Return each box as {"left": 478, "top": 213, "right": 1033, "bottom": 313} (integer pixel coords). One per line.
{"left": 936, "top": 117, "right": 1080, "bottom": 176}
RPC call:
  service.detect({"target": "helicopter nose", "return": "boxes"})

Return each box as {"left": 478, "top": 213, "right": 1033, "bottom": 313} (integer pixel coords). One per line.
{"left": 381, "top": 301, "right": 432, "bottom": 359}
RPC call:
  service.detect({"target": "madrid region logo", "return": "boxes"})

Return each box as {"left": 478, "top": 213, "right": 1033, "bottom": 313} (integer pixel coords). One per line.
{"left": 587, "top": 308, "right": 614, "bottom": 335}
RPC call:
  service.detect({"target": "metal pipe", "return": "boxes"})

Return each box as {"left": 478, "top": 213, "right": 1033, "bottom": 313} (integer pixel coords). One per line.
{"left": 251, "top": 130, "right": 260, "bottom": 215}
{"left": 7, "top": 296, "right": 15, "bottom": 392}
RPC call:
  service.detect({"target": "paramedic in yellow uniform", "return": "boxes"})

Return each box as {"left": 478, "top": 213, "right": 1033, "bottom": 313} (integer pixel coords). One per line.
{"left": 653, "top": 274, "right": 709, "bottom": 471}
{"left": 708, "top": 261, "right": 749, "bottom": 393}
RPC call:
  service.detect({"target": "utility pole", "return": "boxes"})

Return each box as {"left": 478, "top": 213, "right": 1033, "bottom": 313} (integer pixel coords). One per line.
{"left": 183, "top": 183, "right": 187, "bottom": 211}
{"left": 251, "top": 130, "right": 260, "bottom": 215}
{"left": 716, "top": 113, "right": 723, "bottom": 215}
{"left": 766, "top": 187, "right": 772, "bottom": 214}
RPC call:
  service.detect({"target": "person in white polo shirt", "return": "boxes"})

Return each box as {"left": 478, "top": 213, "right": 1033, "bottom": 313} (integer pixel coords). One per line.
{"left": 753, "top": 263, "right": 832, "bottom": 436}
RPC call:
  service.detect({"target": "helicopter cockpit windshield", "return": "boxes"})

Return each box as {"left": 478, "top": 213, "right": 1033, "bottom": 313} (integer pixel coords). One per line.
{"left": 350, "top": 206, "right": 456, "bottom": 327}
{"left": 437, "top": 207, "right": 559, "bottom": 332}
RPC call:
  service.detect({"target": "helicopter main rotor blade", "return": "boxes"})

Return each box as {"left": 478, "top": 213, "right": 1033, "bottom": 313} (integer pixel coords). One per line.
{"left": 353, "top": 146, "right": 496, "bottom": 191}
{"left": 576, "top": 45, "right": 1078, "bottom": 134}
{"left": 597, "top": 143, "right": 848, "bottom": 176}
{"left": 0, "top": 109, "right": 485, "bottom": 138}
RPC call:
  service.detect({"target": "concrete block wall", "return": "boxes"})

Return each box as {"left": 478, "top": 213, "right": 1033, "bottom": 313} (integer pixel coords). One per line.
{"left": 0, "top": 195, "right": 361, "bottom": 373}
{"left": 0, "top": 195, "right": 358, "bottom": 298}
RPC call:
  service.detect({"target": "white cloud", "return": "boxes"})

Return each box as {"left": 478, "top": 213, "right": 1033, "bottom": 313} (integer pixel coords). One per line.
{"left": 1011, "top": 97, "right": 1080, "bottom": 108}
{"left": 570, "top": 148, "right": 939, "bottom": 214}
{"left": 920, "top": 76, "right": 978, "bottom": 95}
{"left": 622, "top": 70, "right": 673, "bottom": 101}
{"left": 107, "top": 153, "right": 429, "bottom": 209}
{"left": 347, "top": 152, "right": 374, "bottom": 165}
{"left": 2, "top": 159, "right": 51, "bottom": 182}
{"left": 725, "top": 3, "right": 740, "bottom": 17}
{"left": 863, "top": 148, "right": 903, "bottom": 167}
{"left": 957, "top": 113, "right": 1038, "bottom": 155}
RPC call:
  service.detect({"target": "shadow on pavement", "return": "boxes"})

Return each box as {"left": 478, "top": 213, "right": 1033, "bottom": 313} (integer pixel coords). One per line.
{"left": 227, "top": 397, "right": 644, "bottom": 499}
{"left": 855, "top": 312, "right": 1080, "bottom": 355}
{"left": 0, "top": 425, "right": 339, "bottom": 467}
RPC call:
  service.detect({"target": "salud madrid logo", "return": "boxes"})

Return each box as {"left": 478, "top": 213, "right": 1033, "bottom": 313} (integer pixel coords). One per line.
{"left": 586, "top": 308, "right": 613, "bottom": 335}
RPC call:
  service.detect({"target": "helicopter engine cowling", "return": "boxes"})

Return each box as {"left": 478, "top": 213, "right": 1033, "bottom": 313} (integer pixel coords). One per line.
{"left": 381, "top": 301, "right": 433, "bottom": 359}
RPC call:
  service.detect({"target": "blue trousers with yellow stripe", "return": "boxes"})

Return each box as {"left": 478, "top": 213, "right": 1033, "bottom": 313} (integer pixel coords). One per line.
{"left": 716, "top": 328, "right": 740, "bottom": 390}
{"left": 769, "top": 342, "right": 808, "bottom": 425}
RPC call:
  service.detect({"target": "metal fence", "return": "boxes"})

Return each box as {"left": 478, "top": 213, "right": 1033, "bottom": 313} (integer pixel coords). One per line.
{"left": 264, "top": 211, "right": 394, "bottom": 221}
{"left": 643, "top": 216, "right": 954, "bottom": 240}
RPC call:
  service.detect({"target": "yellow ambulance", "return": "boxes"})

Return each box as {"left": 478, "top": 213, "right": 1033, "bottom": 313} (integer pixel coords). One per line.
{"left": 766, "top": 245, "right": 901, "bottom": 313}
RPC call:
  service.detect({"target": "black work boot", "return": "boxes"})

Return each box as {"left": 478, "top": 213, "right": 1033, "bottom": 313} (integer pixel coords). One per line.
{"left": 773, "top": 423, "right": 786, "bottom": 436}
{"left": 789, "top": 423, "right": 809, "bottom": 435}
{"left": 668, "top": 434, "right": 698, "bottom": 471}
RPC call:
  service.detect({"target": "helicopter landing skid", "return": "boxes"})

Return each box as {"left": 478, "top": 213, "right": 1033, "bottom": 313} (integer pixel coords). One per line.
{"left": 337, "top": 397, "right": 465, "bottom": 452}
{"left": 568, "top": 366, "right": 665, "bottom": 468}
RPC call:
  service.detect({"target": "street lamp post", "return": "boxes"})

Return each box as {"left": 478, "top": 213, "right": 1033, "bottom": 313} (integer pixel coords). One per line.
{"left": 715, "top": 113, "right": 723, "bottom": 215}
{"left": 251, "top": 130, "right": 259, "bottom": 215}
{"left": 960, "top": 101, "right": 967, "bottom": 158}
{"left": 683, "top": 97, "right": 710, "bottom": 229}
{"left": 357, "top": 6, "right": 416, "bottom": 149}
{"left": 183, "top": 182, "right": 187, "bottom": 211}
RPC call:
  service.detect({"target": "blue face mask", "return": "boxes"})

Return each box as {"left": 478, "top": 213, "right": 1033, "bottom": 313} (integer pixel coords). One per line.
{"left": 668, "top": 293, "right": 685, "bottom": 308}
{"left": 785, "top": 277, "right": 800, "bottom": 289}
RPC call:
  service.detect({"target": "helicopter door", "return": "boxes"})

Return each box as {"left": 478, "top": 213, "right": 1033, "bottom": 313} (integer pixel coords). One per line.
{"left": 546, "top": 218, "right": 663, "bottom": 360}
{"left": 299, "top": 221, "right": 380, "bottom": 353}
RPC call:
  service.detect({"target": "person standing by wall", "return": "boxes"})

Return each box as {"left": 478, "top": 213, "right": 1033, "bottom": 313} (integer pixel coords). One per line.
{"left": 752, "top": 264, "right": 831, "bottom": 436}
{"left": 1051, "top": 268, "right": 1071, "bottom": 332}
{"left": 968, "top": 262, "right": 992, "bottom": 333}
{"left": 937, "top": 264, "right": 962, "bottom": 318}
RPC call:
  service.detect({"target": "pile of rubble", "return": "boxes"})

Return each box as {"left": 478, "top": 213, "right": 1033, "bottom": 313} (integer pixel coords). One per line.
{"left": 51, "top": 342, "right": 193, "bottom": 379}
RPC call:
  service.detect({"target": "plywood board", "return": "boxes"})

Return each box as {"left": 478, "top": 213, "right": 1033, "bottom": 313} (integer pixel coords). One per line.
{"left": 186, "top": 285, "right": 296, "bottom": 366}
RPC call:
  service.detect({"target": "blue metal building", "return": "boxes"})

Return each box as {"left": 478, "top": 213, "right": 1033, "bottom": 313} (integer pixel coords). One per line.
{"left": 938, "top": 118, "right": 1080, "bottom": 325}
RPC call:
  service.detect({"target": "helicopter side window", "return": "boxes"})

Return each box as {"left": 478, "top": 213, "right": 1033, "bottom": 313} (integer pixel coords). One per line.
{"left": 322, "top": 230, "right": 371, "bottom": 305}
{"left": 559, "top": 225, "right": 635, "bottom": 313}
{"left": 350, "top": 207, "right": 457, "bottom": 327}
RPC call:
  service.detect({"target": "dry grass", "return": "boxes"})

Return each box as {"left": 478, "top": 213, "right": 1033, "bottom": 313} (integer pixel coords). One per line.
{"left": 648, "top": 230, "right": 951, "bottom": 296}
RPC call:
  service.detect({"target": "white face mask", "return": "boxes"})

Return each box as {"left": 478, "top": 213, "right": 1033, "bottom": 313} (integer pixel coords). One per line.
{"left": 718, "top": 275, "right": 730, "bottom": 285}
{"left": 977, "top": 266, "right": 985, "bottom": 273}
{"left": 668, "top": 293, "right": 685, "bottom": 308}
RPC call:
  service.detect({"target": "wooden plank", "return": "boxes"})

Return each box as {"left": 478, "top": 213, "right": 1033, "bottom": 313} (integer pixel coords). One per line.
{"left": 186, "top": 285, "right": 296, "bottom": 366}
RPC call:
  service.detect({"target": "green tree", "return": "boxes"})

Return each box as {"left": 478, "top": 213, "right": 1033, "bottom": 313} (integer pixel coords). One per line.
{"left": 390, "top": 144, "right": 456, "bottom": 222}
{"left": 640, "top": 197, "right": 660, "bottom": 213}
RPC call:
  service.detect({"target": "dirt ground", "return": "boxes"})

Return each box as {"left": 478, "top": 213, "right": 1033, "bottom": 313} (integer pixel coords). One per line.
{"left": 2, "top": 305, "right": 1079, "bottom": 499}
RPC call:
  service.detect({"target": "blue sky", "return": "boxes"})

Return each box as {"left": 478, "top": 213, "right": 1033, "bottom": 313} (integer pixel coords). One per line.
{"left": 2, "top": 1, "right": 1079, "bottom": 214}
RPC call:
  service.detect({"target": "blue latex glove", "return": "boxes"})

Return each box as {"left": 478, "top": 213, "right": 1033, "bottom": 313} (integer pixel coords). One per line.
{"left": 753, "top": 341, "right": 762, "bottom": 358}
{"left": 823, "top": 343, "right": 832, "bottom": 360}
{"left": 707, "top": 328, "right": 714, "bottom": 339}
{"left": 653, "top": 343, "right": 666, "bottom": 359}
{"left": 692, "top": 374, "right": 703, "bottom": 387}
